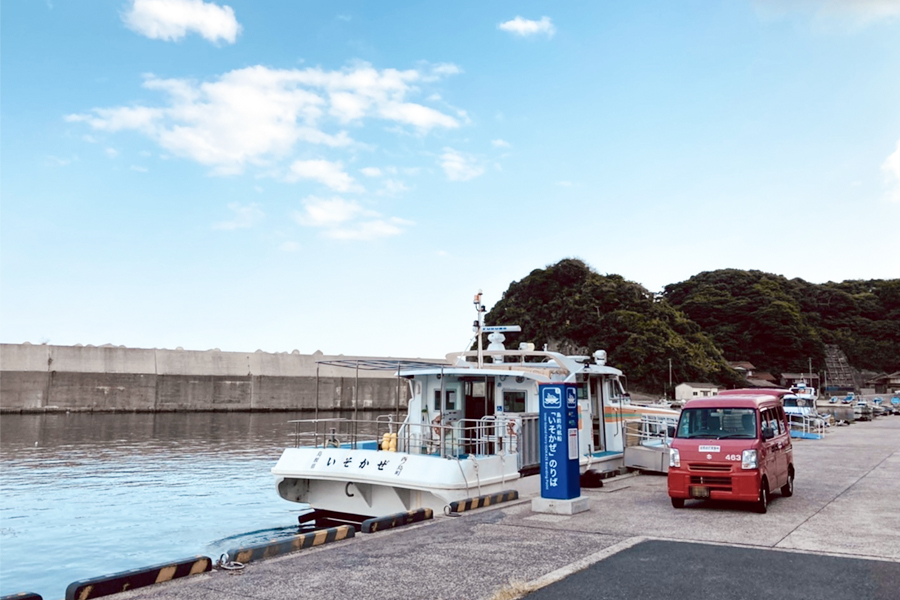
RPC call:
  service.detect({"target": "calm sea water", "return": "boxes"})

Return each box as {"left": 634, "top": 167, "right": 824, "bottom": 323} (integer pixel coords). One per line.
{"left": 0, "top": 411, "right": 383, "bottom": 600}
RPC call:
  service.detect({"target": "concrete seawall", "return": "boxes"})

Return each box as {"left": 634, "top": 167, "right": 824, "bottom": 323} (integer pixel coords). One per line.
{"left": 0, "top": 344, "right": 430, "bottom": 413}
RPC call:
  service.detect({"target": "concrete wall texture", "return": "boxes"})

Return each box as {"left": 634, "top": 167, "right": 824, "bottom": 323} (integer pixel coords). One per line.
{"left": 0, "top": 344, "right": 426, "bottom": 413}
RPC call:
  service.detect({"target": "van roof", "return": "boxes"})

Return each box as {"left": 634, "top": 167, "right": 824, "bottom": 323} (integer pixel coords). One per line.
{"left": 682, "top": 394, "right": 781, "bottom": 409}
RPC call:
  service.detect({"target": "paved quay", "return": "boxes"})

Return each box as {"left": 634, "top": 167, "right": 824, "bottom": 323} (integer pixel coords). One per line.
{"left": 121, "top": 416, "right": 900, "bottom": 600}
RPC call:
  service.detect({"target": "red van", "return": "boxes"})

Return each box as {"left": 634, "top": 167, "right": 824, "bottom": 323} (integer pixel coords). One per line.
{"left": 668, "top": 394, "right": 794, "bottom": 513}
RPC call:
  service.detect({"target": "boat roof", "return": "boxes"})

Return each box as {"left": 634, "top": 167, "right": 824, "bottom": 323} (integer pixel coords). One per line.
{"left": 317, "top": 358, "right": 450, "bottom": 372}
{"left": 318, "top": 351, "right": 624, "bottom": 380}
{"left": 398, "top": 367, "right": 548, "bottom": 380}
{"left": 717, "top": 388, "right": 791, "bottom": 398}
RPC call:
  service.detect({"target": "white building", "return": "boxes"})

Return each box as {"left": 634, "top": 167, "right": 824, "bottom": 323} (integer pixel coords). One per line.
{"left": 675, "top": 382, "right": 719, "bottom": 401}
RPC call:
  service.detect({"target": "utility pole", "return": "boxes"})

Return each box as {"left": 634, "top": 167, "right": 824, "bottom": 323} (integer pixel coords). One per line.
{"left": 668, "top": 358, "right": 673, "bottom": 399}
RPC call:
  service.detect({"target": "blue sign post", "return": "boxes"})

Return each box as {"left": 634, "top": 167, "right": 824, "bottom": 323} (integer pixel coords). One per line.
{"left": 538, "top": 383, "right": 580, "bottom": 500}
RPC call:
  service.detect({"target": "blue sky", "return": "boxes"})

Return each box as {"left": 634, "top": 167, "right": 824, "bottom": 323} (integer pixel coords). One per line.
{"left": 2, "top": 0, "right": 899, "bottom": 358}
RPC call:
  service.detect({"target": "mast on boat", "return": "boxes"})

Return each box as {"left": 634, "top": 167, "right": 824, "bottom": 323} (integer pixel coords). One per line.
{"left": 473, "top": 289, "right": 520, "bottom": 368}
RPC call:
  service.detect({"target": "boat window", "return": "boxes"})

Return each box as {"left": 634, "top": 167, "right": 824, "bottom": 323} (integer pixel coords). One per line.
{"left": 434, "top": 389, "right": 458, "bottom": 410}
{"left": 503, "top": 391, "right": 526, "bottom": 413}
{"left": 577, "top": 383, "right": 588, "bottom": 400}
{"left": 466, "top": 381, "right": 487, "bottom": 397}
{"left": 446, "top": 390, "right": 457, "bottom": 410}
{"left": 676, "top": 408, "right": 757, "bottom": 439}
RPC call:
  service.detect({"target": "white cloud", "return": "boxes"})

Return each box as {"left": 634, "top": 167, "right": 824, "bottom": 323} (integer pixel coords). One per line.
{"left": 326, "top": 218, "right": 411, "bottom": 241}
{"left": 439, "top": 148, "right": 484, "bottom": 182}
{"left": 66, "top": 63, "right": 461, "bottom": 175}
{"left": 292, "top": 196, "right": 371, "bottom": 227}
{"left": 360, "top": 167, "right": 382, "bottom": 177}
{"left": 280, "top": 241, "right": 301, "bottom": 252}
{"left": 498, "top": 16, "right": 556, "bottom": 38}
{"left": 883, "top": 139, "right": 900, "bottom": 202}
{"left": 130, "top": 165, "right": 149, "bottom": 172}
{"left": 422, "top": 63, "right": 463, "bottom": 82}
{"left": 379, "top": 179, "right": 410, "bottom": 196}
{"left": 66, "top": 106, "right": 164, "bottom": 131}
{"left": 292, "top": 196, "right": 411, "bottom": 240}
{"left": 557, "top": 180, "right": 573, "bottom": 187}
{"left": 105, "top": 147, "right": 119, "bottom": 158}
{"left": 287, "top": 159, "right": 363, "bottom": 192}
{"left": 492, "top": 139, "right": 511, "bottom": 148}
{"left": 123, "top": 0, "right": 241, "bottom": 44}
{"left": 213, "top": 202, "right": 263, "bottom": 230}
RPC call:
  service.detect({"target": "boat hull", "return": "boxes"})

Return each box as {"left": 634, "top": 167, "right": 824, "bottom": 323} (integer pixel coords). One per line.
{"left": 272, "top": 447, "right": 521, "bottom": 516}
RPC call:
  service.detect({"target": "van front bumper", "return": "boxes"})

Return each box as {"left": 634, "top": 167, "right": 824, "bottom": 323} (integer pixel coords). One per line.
{"left": 668, "top": 465, "right": 761, "bottom": 502}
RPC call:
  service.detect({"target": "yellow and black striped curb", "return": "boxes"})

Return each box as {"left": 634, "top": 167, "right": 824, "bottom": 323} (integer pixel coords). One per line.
{"left": 448, "top": 490, "right": 519, "bottom": 513}
{"left": 226, "top": 525, "right": 354, "bottom": 564}
{"left": 65, "top": 556, "right": 211, "bottom": 600}
{"left": 1, "top": 593, "right": 43, "bottom": 600}
{"left": 361, "top": 508, "right": 433, "bottom": 533}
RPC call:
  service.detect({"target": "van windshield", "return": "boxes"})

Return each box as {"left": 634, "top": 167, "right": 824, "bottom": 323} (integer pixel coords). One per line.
{"left": 676, "top": 408, "right": 757, "bottom": 439}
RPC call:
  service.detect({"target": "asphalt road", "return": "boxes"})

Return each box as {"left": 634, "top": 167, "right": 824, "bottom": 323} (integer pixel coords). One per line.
{"left": 527, "top": 539, "right": 900, "bottom": 600}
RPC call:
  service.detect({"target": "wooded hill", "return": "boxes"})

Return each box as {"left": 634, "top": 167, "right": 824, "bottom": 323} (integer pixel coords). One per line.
{"left": 485, "top": 259, "right": 900, "bottom": 394}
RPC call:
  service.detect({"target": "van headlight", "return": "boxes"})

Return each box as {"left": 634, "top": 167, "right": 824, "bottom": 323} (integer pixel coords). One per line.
{"left": 669, "top": 448, "right": 680, "bottom": 468}
{"left": 742, "top": 449, "right": 758, "bottom": 470}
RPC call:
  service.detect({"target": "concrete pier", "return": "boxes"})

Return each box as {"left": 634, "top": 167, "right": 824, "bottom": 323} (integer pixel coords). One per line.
{"left": 105, "top": 415, "right": 900, "bottom": 600}
{"left": 0, "top": 343, "right": 429, "bottom": 413}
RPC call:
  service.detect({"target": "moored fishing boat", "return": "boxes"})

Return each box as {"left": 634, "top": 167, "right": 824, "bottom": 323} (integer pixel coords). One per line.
{"left": 271, "top": 292, "right": 678, "bottom": 520}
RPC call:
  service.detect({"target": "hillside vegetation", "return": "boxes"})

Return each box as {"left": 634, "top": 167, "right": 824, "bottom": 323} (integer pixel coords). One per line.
{"left": 485, "top": 259, "right": 900, "bottom": 393}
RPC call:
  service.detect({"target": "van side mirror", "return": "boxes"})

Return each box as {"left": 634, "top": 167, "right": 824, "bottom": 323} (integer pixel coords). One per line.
{"left": 762, "top": 428, "right": 774, "bottom": 441}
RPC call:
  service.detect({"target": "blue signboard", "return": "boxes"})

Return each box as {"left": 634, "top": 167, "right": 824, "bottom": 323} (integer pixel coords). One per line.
{"left": 538, "top": 383, "right": 580, "bottom": 500}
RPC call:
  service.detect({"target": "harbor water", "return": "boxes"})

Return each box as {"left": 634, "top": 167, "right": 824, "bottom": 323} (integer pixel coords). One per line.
{"left": 0, "top": 411, "right": 384, "bottom": 600}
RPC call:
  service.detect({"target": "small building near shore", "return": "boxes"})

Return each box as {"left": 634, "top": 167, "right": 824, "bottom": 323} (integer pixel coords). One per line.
{"left": 865, "top": 371, "right": 900, "bottom": 394}
{"left": 675, "top": 382, "right": 719, "bottom": 401}
{"left": 728, "top": 361, "right": 757, "bottom": 378}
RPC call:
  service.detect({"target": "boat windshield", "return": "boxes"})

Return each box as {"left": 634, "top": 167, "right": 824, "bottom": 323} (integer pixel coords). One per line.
{"left": 676, "top": 408, "right": 757, "bottom": 439}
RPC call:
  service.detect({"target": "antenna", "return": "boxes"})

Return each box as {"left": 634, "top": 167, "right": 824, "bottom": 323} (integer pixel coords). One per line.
{"left": 472, "top": 290, "right": 521, "bottom": 369}
{"left": 474, "top": 290, "right": 486, "bottom": 368}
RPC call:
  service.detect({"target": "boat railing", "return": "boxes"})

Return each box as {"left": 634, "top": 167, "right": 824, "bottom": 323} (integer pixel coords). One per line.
{"left": 289, "top": 416, "right": 399, "bottom": 451}
{"left": 788, "top": 413, "right": 826, "bottom": 439}
{"left": 624, "top": 414, "right": 678, "bottom": 449}
{"left": 288, "top": 413, "right": 540, "bottom": 465}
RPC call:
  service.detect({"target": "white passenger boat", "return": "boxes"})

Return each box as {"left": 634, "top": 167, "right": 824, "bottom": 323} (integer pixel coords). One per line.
{"left": 272, "top": 292, "right": 678, "bottom": 520}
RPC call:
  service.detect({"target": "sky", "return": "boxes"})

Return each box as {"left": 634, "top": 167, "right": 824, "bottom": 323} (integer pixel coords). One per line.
{"left": 2, "top": 0, "right": 899, "bottom": 359}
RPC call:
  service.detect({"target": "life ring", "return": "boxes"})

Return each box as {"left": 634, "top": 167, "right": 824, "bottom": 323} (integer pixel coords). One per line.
{"left": 432, "top": 414, "right": 442, "bottom": 438}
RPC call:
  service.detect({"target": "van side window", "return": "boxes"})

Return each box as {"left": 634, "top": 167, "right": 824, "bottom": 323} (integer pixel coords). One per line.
{"left": 761, "top": 408, "right": 776, "bottom": 437}
{"left": 775, "top": 406, "right": 787, "bottom": 435}
{"left": 767, "top": 408, "right": 780, "bottom": 435}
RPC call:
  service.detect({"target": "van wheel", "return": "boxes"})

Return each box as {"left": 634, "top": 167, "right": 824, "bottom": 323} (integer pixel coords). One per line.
{"left": 671, "top": 497, "right": 684, "bottom": 509}
{"left": 756, "top": 481, "right": 769, "bottom": 514}
{"left": 781, "top": 469, "right": 794, "bottom": 497}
